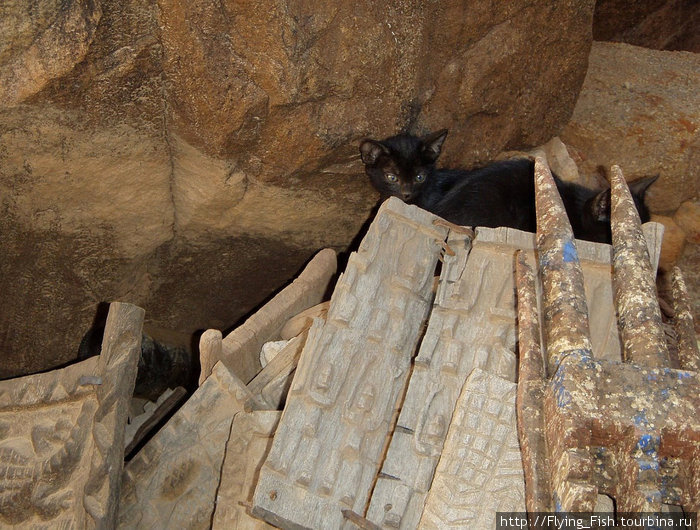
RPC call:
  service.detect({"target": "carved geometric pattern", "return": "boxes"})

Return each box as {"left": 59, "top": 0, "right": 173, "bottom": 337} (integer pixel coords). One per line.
{"left": 251, "top": 198, "right": 449, "bottom": 529}
{"left": 212, "top": 411, "right": 281, "bottom": 529}
{"left": 118, "top": 362, "right": 252, "bottom": 529}
{"left": 0, "top": 301, "right": 143, "bottom": 529}
{"left": 418, "top": 368, "right": 525, "bottom": 529}
{"left": 368, "top": 224, "right": 664, "bottom": 528}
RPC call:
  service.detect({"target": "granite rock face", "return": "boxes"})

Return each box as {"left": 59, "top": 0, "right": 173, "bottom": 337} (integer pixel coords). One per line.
{"left": 593, "top": 0, "right": 700, "bottom": 53}
{"left": 0, "top": 0, "right": 596, "bottom": 376}
{"left": 561, "top": 42, "right": 699, "bottom": 214}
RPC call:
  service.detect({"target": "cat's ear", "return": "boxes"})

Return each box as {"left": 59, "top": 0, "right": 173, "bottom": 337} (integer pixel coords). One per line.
{"left": 589, "top": 188, "right": 611, "bottom": 222}
{"left": 420, "top": 129, "right": 448, "bottom": 162}
{"left": 359, "top": 139, "right": 389, "bottom": 166}
{"left": 628, "top": 175, "right": 659, "bottom": 197}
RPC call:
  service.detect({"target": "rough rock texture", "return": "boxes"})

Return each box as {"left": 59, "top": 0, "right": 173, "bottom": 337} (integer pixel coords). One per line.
{"left": 593, "top": 0, "right": 700, "bottom": 53}
{"left": 0, "top": 0, "right": 596, "bottom": 377}
{"left": 674, "top": 199, "right": 700, "bottom": 243}
{"left": 561, "top": 42, "right": 699, "bottom": 214}
{"left": 651, "top": 214, "right": 687, "bottom": 270}
{"left": 0, "top": 0, "right": 102, "bottom": 106}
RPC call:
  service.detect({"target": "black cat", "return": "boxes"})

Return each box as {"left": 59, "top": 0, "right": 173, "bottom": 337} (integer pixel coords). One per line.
{"left": 359, "top": 129, "right": 657, "bottom": 243}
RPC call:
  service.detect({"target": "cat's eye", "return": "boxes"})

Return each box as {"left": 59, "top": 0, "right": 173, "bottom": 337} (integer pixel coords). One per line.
{"left": 385, "top": 173, "right": 398, "bottom": 182}
{"left": 415, "top": 173, "right": 425, "bottom": 182}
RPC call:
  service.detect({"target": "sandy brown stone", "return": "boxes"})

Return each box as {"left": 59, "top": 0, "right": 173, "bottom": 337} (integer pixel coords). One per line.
{"left": 0, "top": 0, "right": 102, "bottom": 107}
{"left": 651, "top": 214, "right": 687, "bottom": 270}
{"left": 0, "top": 0, "right": 596, "bottom": 377}
{"left": 593, "top": 0, "right": 700, "bottom": 52}
{"left": 561, "top": 42, "right": 700, "bottom": 213}
{"left": 674, "top": 200, "right": 700, "bottom": 243}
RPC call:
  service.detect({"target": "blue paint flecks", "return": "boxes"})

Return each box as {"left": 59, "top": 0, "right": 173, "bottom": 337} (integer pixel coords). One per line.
{"left": 552, "top": 368, "right": 572, "bottom": 408}
{"left": 633, "top": 410, "right": 650, "bottom": 429}
{"left": 562, "top": 240, "right": 578, "bottom": 263}
{"left": 554, "top": 493, "right": 563, "bottom": 513}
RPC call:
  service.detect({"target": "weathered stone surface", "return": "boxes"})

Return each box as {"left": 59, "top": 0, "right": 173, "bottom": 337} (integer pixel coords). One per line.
{"left": 0, "top": 301, "right": 143, "bottom": 528}
{"left": 416, "top": 0, "right": 595, "bottom": 166}
{"left": 418, "top": 368, "right": 525, "bottom": 529}
{"left": 674, "top": 200, "right": 700, "bottom": 244}
{"left": 0, "top": 0, "right": 102, "bottom": 107}
{"left": 561, "top": 42, "right": 700, "bottom": 213}
{"left": 156, "top": 0, "right": 595, "bottom": 166}
{"left": 252, "top": 198, "right": 448, "bottom": 529}
{"left": 118, "top": 362, "right": 252, "bottom": 529}
{"left": 212, "top": 411, "right": 281, "bottom": 530}
{"left": 593, "top": 0, "right": 700, "bottom": 52}
{"left": 651, "top": 214, "right": 687, "bottom": 270}
{"left": 1, "top": 0, "right": 597, "bottom": 377}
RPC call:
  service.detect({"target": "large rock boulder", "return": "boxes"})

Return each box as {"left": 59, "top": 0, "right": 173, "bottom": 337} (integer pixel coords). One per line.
{"left": 593, "top": 0, "right": 700, "bottom": 53}
{"left": 0, "top": 0, "right": 596, "bottom": 377}
{"left": 561, "top": 41, "right": 699, "bottom": 214}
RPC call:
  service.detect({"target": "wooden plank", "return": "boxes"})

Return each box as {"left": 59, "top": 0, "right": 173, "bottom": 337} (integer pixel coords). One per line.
{"left": 367, "top": 228, "right": 516, "bottom": 529}
{"left": 200, "top": 248, "right": 337, "bottom": 384}
{"left": 119, "top": 362, "right": 252, "bottom": 529}
{"left": 212, "top": 411, "right": 281, "bottom": 529}
{"left": 251, "top": 197, "right": 449, "bottom": 529}
{"left": 367, "top": 224, "right": 664, "bottom": 528}
{"left": 0, "top": 301, "right": 143, "bottom": 529}
{"left": 418, "top": 368, "right": 525, "bottom": 529}
{"left": 124, "top": 386, "right": 188, "bottom": 456}
{"left": 246, "top": 330, "right": 309, "bottom": 411}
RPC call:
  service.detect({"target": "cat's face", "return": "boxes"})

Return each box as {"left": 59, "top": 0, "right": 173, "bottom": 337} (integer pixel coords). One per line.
{"left": 581, "top": 175, "right": 658, "bottom": 242}
{"left": 359, "top": 129, "right": 448, "bottom": 203}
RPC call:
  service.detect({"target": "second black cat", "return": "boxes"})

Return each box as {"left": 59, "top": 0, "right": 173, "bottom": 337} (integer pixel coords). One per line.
{"left": 359, "top": 129, "right": 656, "bottom": 243}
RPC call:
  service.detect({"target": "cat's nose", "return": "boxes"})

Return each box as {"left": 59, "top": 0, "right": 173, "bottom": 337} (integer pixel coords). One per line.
{"left": 402, "top": 191, "right": 412, "bottom": 201}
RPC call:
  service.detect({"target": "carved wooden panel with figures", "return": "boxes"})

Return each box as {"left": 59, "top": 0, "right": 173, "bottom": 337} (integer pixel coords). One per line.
{"left": 212, "top": 411, "right": 281, "bottom": 529}
{"left": 368, "top": 224, "right": 663, "bottom": 528}
{"left": 0, "top": 302, "right": 143, "bottom": 529}
{"left": 251, "top": 198, "right": 449, "bottom": 529}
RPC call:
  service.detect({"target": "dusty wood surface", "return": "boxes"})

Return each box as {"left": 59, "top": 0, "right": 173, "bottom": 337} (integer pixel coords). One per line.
{"left": 366, "top": 221, "right": 663, "bottom": 529}
{"left": 672, "top": 266, "right": 700, "bottom": 372}
{"left": 212, "top": 411, "right": 281, "bottom": 529}
{"left": 246, "top": 330, "right": 309, "bottom": 411}
{"left": 200, "top": 248, "right": 337, "bottom": 385}
{"left": 251, "top": 198, "right": 449, "bottom": 529}
{"left": 119, "top": 362, "right": 252, "bottom": 529}
{"left": 514, "top": 252, "right": 553, "bottom": 514}
{"left": 517, "top": 161, "right": 700, "bottom": 513}
{"left": 418, "top": 368, "right": 525, "bottom": 529}
{"left": 0, "top": 301, "right": 143, "bottom": 529}
{"left": 124, "top": 386, "right": 188, "bottom": 456}
{"left": 280, "top": 301, "right": 330, "bottom": 340}
{"left": 610, "top": 165, "right": 670, "bottom": 366}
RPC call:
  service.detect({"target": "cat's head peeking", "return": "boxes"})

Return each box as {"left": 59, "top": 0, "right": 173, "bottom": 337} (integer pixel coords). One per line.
{"left": 359, "top": 129, "right": 448, "bottom": 203}
{"left": 581, "top": 174, "right": 658, "bottom": 242}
